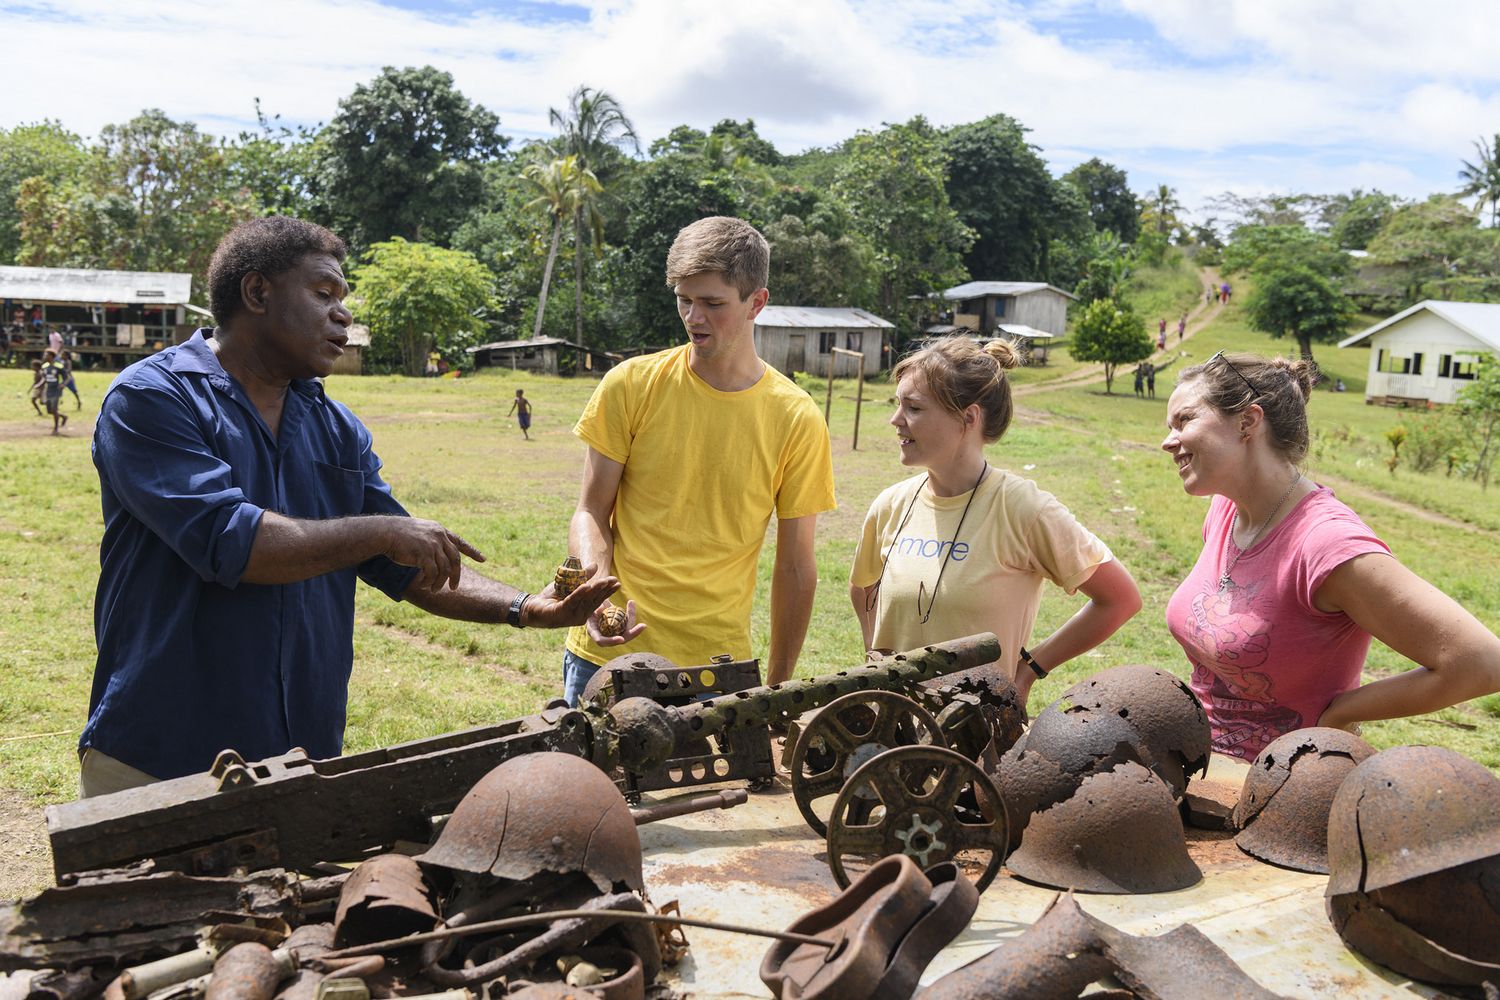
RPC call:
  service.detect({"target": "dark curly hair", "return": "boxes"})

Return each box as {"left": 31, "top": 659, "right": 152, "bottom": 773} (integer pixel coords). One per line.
{"left": 207, "top": 217, "right": 347, "bottom": 325}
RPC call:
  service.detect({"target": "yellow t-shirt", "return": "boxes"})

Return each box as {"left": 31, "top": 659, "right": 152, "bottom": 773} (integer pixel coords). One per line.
{"left": 850, "top": 469, "right": 1111, "bottom": 668}
{"left": 566, "top": 346, "right": 836, "bottom": 668}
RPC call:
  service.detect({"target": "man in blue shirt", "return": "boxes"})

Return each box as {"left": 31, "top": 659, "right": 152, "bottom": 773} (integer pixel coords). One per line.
{"left": 82, "top": 217, "right": 620, "bottom": 796}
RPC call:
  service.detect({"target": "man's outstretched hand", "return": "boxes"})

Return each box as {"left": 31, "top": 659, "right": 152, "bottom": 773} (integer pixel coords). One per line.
{"left": 585, "top": 598, "right": 645, "bottom": 646}
{"left": 384, "top": 517, "right": 486, "bottom": 591}
{"left": 525, "top": 563, "right": 628, "bottom": 630}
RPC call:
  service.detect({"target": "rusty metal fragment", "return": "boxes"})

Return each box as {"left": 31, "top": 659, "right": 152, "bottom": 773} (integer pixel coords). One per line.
{"left": 333, "top": 854, "right": 438, "bottom": 948}
{"left": 0, "top": 866, "right": 301, "bottom": 972}
{"left": 1232, "top": 727, "right": 1374, "bottom": 874}
{"left": 761, "top": 855, "right": 978, "bottom": 1000}
{"left": 827, "top": 746, "right": 1008, "bottom": 893}
{"left": 416, "top": 753, "right": 643, "bottom": 896}
{"left": 19, "top": 966, "right": 113, "bottom": 1000}
{"left": 1007, "top": 762, "right": 1201, "bottom": 894}
{"left": 921, "top": 891, "right": 1289, "bottom": 999}
{"left": 204, "top": 944, "right": 294, "bottom": 1000}
{"left": 1326, "top": 889, "right": 1500, "bottom": 989}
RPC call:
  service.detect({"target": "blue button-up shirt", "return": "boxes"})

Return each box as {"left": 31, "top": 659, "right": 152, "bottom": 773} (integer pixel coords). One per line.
{"left": 84, "top": 331, "right": 418, "bottom": 780}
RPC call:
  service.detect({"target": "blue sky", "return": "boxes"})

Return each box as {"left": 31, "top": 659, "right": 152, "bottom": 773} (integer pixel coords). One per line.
{"left": 5, "top": 0, "right": 1499, "bottom": 219}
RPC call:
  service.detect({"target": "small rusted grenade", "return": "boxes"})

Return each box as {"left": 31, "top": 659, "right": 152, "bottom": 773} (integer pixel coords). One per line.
{"left": 553, "top": 555, "right": 587, "bottom": 598}
{"left": 598, "top": 606, "right": 629, "bottom": 638}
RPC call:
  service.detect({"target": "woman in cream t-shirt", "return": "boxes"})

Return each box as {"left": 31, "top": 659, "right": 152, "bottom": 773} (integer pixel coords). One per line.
{"left": 851, "top": 337, "right": 1142, "bottom": 704}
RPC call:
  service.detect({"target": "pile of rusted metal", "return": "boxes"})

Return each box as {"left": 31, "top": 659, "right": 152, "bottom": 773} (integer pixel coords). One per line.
{"left": 5, "top": 635, "right": 1500, "bottom": 1000}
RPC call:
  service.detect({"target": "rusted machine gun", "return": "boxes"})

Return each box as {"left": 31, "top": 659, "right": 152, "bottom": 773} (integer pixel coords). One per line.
{"left": 47, "top": 634, "right": 1000, "bottom": 881}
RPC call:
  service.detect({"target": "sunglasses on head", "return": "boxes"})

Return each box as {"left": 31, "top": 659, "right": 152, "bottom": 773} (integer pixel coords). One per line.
{"left": 1208, "top": 350, "right": 1262, "bottom": 398}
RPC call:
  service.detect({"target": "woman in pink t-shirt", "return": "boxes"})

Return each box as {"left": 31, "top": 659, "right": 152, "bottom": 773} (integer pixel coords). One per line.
{"left": 1161, "top": 351, "right": 1500, "bottom": 760}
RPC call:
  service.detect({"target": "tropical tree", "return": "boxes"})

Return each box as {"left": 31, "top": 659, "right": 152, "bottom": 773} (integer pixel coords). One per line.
{"left": 1073, "top": 230, "right": 1132, "bottom": 304}
{"left": 0, "top": 121, "right": 87, "bottom": 263}
{"left": 942, "top": 114, "right": 1084, "bottom": 280}
{"left": 1455, "top": 357, "right": 1500, "bottom": 490}
{"left": 549, "top": 86, "right": 639, "bottom": 347}
{"left": 316, "top": 66, "right": 505, "bottom": 249}
{"left": 522, "top": 156, "right": 603, "bottom": 340}
{"left": 1062, "top": 158, "right": 1140, "bottom": 244}
{"left": 1459, "top": 134, "right": 1500, "bottom": 227}
{"left": 1069, "top": 298, "right": 1152, "bottom": 393}
{"left": 1244, "top": 265, "right": 1354, "bottom": 363}
{"left": 350, "top": 238, "right": 495, "bottom": 375}
{"left": 16, "top": 110, "right": 255, "bottom": 300}
{"left": 834, "top": 117, "right": 973, "bottom": 333}
{"left": 1142, "top": 184, "right": 1184, "bottom": 237}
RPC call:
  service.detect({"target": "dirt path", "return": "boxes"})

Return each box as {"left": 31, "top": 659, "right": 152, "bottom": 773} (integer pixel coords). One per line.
{"left": 1015, "top": 267, "right": 1224, "bottom": 398}
{"left": 0, "top": 790, "right": 53, "bottom": 900}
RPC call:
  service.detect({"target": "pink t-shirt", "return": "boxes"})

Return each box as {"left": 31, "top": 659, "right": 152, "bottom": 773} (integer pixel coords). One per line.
{"left": 1165, "top": 487, "right": 1390, "bottom": 761}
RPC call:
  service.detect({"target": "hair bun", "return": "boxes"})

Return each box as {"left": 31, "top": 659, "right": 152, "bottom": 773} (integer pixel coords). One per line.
{"left": 1270, "top": 356, "right": 1316, "bottom": 402}
{"left": 983, "top": 337, "right": 1022, "bottom": 371}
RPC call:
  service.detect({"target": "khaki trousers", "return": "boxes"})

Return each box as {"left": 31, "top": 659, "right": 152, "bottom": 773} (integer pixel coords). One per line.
{"left": 78, "top": 748, "right": 159, "bottom": 799}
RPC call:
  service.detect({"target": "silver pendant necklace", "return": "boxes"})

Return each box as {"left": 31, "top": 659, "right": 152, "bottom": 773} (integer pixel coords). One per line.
{"left": 1218, "top": 472, "right": 1302, "bottom": 592}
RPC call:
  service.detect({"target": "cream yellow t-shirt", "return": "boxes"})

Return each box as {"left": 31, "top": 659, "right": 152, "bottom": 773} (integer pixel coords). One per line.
{"left": 566, "top": 345, "right": 836, "bottom": 668}
{"left": 850, "top": 469, "right": 1111, "bottom": 667}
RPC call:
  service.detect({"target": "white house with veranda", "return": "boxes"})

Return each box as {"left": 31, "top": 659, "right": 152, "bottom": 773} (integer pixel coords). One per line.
{"left": 1338, "top": 300, "right": 1500, "bottom": 406}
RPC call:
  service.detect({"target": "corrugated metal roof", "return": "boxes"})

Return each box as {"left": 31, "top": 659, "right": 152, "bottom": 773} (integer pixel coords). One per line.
{"left": 346, "top": 324, "right": 371, "bottom": 347}
{"left": 467, "top": 336, "right": 574, "bottom": 352}
{"left": 0, "top": 265, "right": 193, "bottom": 304}
{"left": 1338, "top": 300, "right": 1500, "bottom": 351}
{"left": 755, "top": 305, "right": 894, "bottom": 329}
{"left": 943, "top": 281, "right": 1079, "bottom": 301}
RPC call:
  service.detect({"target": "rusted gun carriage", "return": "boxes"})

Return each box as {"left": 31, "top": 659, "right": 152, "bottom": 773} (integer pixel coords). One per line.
{"left": 46, "top": 635, "right": 1003, "bottom": 881}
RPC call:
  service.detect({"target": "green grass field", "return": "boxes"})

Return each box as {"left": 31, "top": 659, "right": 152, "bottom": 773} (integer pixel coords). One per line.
{"left": 1, "top": 283, "right": 1497, "bottom": 820}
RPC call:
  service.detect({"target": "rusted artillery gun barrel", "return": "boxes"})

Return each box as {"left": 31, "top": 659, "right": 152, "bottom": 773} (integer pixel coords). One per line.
{"left": 45, "top": 635, "right": 997, "bottom": 881}
{"left": 605, "top": 634, "right": 1001, "bottom": 774}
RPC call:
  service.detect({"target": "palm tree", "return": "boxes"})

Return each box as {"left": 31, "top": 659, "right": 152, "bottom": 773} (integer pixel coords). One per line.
{"left": 1459, "top": 134, "right": 1500, "bottom": 227}
{"left": 548, "top": 86, "right": 639, "bottom": 347}
{"left": 1151, "top": 184, "right": 1183, "bottom": 235}
{"left": 522, "top": 156, "right": 603, "bottom": 341}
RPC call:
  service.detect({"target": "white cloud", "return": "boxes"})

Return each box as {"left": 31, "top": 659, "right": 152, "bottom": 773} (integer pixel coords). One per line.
{"left": 3, "top": 0, "right": 1497, "bottom": 201}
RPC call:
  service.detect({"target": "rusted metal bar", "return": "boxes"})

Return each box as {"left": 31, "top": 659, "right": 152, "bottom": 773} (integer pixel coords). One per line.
{"left": 629, "top": 789, "right": 748, "bottom": 825}
{"left": 47, "top": 710, "right": 592, "bottom": 880}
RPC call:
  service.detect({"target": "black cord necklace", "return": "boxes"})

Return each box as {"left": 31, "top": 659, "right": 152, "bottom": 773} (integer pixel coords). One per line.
{"left": 866, "top": 461, "right": 990, "bottom": 624}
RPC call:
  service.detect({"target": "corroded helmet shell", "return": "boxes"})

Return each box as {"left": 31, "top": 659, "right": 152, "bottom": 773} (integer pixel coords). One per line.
{"left": 1233, "top": 727, "right": 1375, "bottom": 874}
{"left": 553, "top": 555, "right": 588, "bottom": 599}
{"left": 1007, "top": 761, "right": 1202, "bottom": 894}
{"left": 1326, "top": 745, "right": 1500, "bottom": 896}
{"left": 1056, "top": 665, "right": 1211, "bottom": 798}
{"left": 416, "top": 752, "right": 643, "bottom": 894}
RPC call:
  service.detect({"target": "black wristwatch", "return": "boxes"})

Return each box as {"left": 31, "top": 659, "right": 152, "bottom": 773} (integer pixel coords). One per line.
{"left": 507, "top": 591, "right": 530, "bottom": 628}
{"left": 1019, "top": 646, "right": 1047, "bottom": 679}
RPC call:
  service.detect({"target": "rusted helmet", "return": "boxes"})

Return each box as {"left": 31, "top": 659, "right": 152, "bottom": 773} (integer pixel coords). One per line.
{"left": 1327, "top": 857, "right": 1500, "bottom": 988}
{"left": 1021, "top": 698, "right": 1154, "bottom": 785}
{"left": 1007, "top": 761, "right": 1202, "bottom": 894}
{"left": 416, "top": 752, "right": 643, "bottom": 894}
{"left": 1056, "top": 665, "right": 1211, "bottom": 797}
{"left": 1232, "top": 727, "right": 1375, "bottom": 874}
{"left": 1326, "top": 745, "right": 1500, "bottom": 896}
{"left": 992, "top": 741, "right": 1081, "bottom": 852}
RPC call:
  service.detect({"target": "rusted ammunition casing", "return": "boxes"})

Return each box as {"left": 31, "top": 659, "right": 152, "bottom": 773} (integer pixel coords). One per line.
{"left": 629, "top": 788, "right": 748, "bottom": 824}
{"left": 120, "top": 945, "right": 217, "bottom": 999}
{"left": 205, "top": 944, "right": 295, "bottom": 1000}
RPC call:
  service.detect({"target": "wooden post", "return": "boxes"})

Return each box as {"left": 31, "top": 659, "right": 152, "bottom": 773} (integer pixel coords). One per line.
{"left": 828, "top": 347, "right": 866, "bottom": 450}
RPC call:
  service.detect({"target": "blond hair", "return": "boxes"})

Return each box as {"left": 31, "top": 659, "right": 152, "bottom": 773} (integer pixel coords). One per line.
{"left": 1177, "top": 352, "right": 1317, "bottom": 463}
{"left": 664, "top": 216, "right": 769, "bottom": 299}
{"left": 893, "top": 337, "right": 1022, "bottom": 442}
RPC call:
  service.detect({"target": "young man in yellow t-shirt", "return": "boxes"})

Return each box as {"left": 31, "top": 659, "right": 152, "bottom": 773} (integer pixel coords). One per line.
{"left": 562, "top": 216, "right": 836, "bottom": 703}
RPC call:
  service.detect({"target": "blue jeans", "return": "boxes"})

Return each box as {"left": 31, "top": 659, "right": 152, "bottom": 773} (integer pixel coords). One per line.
{"left": 563, "top": 650, "right": 600, "bottom": 707}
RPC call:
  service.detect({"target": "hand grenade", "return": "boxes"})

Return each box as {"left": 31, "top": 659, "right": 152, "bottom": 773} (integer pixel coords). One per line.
{"left": 553, "top": 555, "right": 588, "bottom": 598}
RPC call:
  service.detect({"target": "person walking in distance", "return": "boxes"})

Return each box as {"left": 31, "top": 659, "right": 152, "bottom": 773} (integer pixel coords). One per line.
{"left": 508, "top": 388, "right": 533, "bottom": 440}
